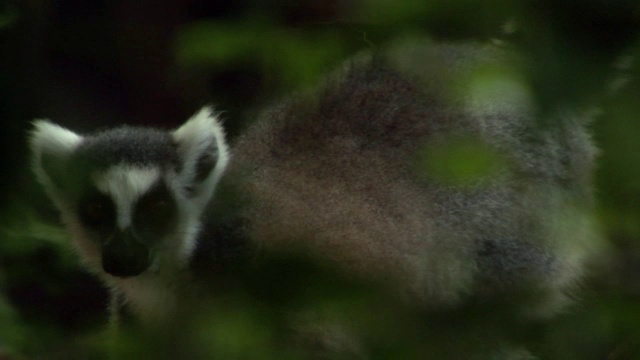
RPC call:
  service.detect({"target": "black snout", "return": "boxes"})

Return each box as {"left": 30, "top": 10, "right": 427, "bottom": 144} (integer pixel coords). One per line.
{"left": 102, "top": 229, "right": 150, "bottom": 278}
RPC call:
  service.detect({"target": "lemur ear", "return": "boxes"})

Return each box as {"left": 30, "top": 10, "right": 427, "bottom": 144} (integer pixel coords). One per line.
{"left": 172, "top": 106, "right": 229, "bottom": 197}
{"left": 30, "top": 120, "right": 83, "bottom": 200}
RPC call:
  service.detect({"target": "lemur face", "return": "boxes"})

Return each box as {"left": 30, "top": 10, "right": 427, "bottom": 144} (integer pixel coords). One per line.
{"left": 74, "top": 165, "right": 179, "bottom": 277}
{"left": 30, "top": 107, "right": 229, "bottom": 279}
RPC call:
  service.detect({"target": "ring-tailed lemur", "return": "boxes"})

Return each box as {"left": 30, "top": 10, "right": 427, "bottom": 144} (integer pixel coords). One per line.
{"left": 30, "top": 40, "right": 603, "bottom": 355}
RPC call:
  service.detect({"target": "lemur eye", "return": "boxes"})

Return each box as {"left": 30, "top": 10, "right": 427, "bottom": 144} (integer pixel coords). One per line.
{"left": 79, "top": 194, "right": 115, "bottom": 228}
{"left": 153, "top": 198, "right": 169, "bottom": 209}
{"left": 133, "top": 184, "right": 177, "bottom": 236}
{"left": 86, "top": 202, "right": 104, "bottom": 219}
{"left": 151, "top": 198, "right": 171, "bottom": 216}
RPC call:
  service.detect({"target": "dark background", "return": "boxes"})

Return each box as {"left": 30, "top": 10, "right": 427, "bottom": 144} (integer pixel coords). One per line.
{"left": 1, "top": 0, "right": 640, "bottom": 358}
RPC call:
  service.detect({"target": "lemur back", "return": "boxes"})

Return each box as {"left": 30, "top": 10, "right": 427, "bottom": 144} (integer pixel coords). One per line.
{"left": 226, "top": 42, "right": 600, "bottom": 313}
{"left": 30, "top": 40, "right": 603, "bottom": 355}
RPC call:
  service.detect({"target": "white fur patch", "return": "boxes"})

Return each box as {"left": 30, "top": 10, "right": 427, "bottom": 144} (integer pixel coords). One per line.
{"left": 173, "top": 106, "right": 230, "bottom": 198}
{"left": 30, "top": 120, "right": 83, "bottom": 157}
{"left": 114, "top": 275, "right": 177, "bottom": 326}
{"left": 170, "top": 106, "right": 231, "bottom": 263}
{"left": 93, "top": 166, "right": 161, "bottom": 229}
{"left": 30, "top": 120, "right": 83, "bottom": 206}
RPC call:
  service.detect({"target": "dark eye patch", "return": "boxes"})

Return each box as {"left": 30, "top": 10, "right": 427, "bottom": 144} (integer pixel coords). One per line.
{"left": 78, "top": 191, "right": 116, "bottom": 230}
{"left": 133, "top": 182, "right": 177, "bottom": 240}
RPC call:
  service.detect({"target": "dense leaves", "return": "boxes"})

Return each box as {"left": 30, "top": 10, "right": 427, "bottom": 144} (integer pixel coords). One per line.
{"left": 1, "top": 0, "right": 639, "bottom": 359}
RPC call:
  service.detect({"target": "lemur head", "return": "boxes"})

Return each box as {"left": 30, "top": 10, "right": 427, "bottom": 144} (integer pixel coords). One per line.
{"left": 30, "top": 107, "right": 229, "bottom": 279}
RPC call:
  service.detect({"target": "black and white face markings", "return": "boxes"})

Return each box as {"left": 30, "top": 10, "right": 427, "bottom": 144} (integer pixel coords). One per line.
{"left": 31, "top": 107, "right": 229, "bottom": 280}
{"left": 132, "top": 181, "right": 178, "bottom": 241}
{"left": 81, "top": 165, "right": 178, "bottom": 278}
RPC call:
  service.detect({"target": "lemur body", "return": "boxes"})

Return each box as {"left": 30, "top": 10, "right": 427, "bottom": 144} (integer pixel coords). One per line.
{"left": 31, "top": 41, "right": 602, "bottom": 351}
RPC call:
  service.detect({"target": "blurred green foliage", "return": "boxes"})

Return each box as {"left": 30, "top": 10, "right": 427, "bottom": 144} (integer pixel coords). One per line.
{"left": 1, "top": 0, "right": 640, "bottom": 359}
{"left": 175, "top": 20, "right": 348, "bottom": 90}
{"left": 0, "top": 3, "right": 18, "bottom": 29}
{"left": 417, "top": 136, "right": 508, "bottom": 186}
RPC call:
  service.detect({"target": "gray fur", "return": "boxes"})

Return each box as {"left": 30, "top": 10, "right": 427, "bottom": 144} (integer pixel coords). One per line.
{"left": 74, "top": 126, "right": 180, "bottom": 170}
{"left": 30, "top": 40, "right": 603, "bottom": 357}
{"left": 228, "top": 41, "right": 602, "bottom": 315}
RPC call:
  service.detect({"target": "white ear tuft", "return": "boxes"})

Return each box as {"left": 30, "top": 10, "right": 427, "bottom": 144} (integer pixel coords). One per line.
{"left": 30, "top": 120, "right": 83, "bottom": 156}
{"left": 30, "top": 120, "right": 83, "bottom": 198}
{"left": 30, "top": 120, "right": 82, "bottom": 186}
{"left": 172, "top": 106, "right": 230, "bottom": 201}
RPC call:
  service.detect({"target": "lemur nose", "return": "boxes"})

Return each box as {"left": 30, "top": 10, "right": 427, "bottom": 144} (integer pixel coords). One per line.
{"left": 101, "top": 229, "right": 150, "bottom": 278}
